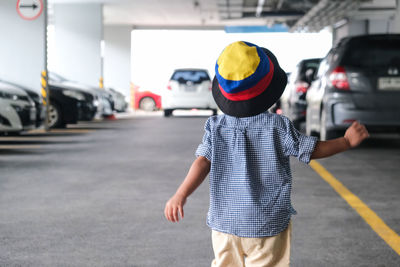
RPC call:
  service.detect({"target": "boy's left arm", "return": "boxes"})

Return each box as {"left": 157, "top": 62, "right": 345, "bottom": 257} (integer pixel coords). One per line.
{"left": 164, "top": 156, "right": 211, "bottom": 222}
{"left": 311, "top": 121, "right": 369, "bottom": 159}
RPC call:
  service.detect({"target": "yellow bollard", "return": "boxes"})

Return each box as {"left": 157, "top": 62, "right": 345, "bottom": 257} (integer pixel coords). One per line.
{"left": 99, "top": 77, "right": 104, "bottom": 89}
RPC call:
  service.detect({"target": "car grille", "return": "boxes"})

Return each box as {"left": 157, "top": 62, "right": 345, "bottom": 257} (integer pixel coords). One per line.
{"left": 11, "top": 105, "right": 35, "bottom": 127}
{"left": 0, "top": 113, "right": 11, "bottom": 126}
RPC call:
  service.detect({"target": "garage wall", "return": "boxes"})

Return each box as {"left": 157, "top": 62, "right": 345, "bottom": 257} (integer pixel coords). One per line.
{"left": 53, "top": 4, "right": 102, "bottom": 87}
{"left": 0, "top": 1, "right": 45, "bottom": 92}
{"left": 103, "top": 25, "right": 131, "bottom": 97}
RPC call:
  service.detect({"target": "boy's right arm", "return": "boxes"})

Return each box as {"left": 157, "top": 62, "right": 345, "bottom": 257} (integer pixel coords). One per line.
{"left": 311, "top": 121, "right": 369, "bottom": 159}
{"left": 164, "top": 156, "right": 211, "bottom": 223}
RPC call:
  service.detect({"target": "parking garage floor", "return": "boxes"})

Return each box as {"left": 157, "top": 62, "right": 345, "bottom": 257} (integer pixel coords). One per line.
{"left": 1, "top": 112, "right": 400, "bottom": 266}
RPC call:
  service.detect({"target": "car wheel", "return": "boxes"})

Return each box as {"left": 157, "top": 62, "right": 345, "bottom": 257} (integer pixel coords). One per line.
{"left": 48, "top": 103, "right": 65, "bottom": 128}
{"left": 320, "top": 108, "right": 338, "bottom": 140}
{"left": 139, "top": 97, "right": 156, "bottom": 111}
{"left": 164, "top": 109, "right": 173, "bottom": 117}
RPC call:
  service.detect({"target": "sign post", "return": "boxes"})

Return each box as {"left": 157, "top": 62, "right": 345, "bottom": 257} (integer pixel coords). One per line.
{"left": 17, "top": 0, "right": 49, "bottom": 131}
{"left": 43, "top": 0, "right": 49, "bottom": 131}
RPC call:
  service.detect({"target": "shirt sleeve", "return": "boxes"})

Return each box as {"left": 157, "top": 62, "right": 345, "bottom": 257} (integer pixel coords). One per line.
{"left": 283, "top": 117, "right": 317, "bottom": 164}
{"left": 195, "top": 118, "right": 212, "bottom": 161}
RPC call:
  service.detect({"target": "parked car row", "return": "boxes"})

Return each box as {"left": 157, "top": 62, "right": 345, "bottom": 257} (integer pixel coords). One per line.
{"left": 280, "top": 34, "right": 400, "bottom": 140}
{"left": 0, "top": 73, "right": 128, "bottom": 134}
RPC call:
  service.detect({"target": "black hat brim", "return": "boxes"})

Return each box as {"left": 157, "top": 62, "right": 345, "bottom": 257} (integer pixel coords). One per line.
{"left": 212, "top": 47, "right": 287, "bottom": 118}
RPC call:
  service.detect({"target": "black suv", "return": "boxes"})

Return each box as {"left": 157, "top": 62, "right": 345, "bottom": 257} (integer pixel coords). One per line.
{"left": 306, "top": 34, "right": 400, "bottom": 140}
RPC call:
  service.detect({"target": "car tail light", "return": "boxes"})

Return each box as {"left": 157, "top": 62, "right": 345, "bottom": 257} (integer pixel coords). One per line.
{"left": 329, "top": 66, "right": 350, "bottom": 90}
{"left": 295, "top": 82, "right": 309, "bottom": 94}
{"left": 167, "top": 82, "right": 172, "bottom": 90}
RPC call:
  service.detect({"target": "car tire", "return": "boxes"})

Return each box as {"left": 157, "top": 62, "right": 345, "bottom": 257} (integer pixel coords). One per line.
{"left": 48, "top": 103, "right": 65, "bottom": 128}
{"left": 139, "top": 97, "right": 156, "bottom": 111}
{"left": 164, "top": 109, "right": 173, "bottom": 117}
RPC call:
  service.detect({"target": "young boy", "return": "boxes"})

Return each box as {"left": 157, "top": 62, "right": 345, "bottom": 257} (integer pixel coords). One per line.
{"left": 164, "top": 41, "right": 369, "bottom": 267}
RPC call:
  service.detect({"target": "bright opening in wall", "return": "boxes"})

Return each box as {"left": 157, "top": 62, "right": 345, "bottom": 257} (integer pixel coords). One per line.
{"left": 131, "top": 29, "right": 332, "bottom": 96}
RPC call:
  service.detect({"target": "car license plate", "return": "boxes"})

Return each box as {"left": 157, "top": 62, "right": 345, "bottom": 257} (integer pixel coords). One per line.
{"left": 185, "top": 86, "right": 196, "bottom": 92}
{"left": 378, "top": 77, "right": 400, "bottom": 90}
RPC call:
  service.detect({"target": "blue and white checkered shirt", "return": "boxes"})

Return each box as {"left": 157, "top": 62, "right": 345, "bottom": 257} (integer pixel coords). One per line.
{"left": 196, "top": 112, "right": 317, "bottom": 238}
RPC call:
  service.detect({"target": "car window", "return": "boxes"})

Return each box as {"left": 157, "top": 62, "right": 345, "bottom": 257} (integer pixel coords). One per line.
{"left": 342, "top": 37, "right": 400, "bottom": 69}
{"left": 299, "top": 59, "right": 321, "bottom": 83}
{"left": 171, "top": 70, "right": 210, "bottom": 84}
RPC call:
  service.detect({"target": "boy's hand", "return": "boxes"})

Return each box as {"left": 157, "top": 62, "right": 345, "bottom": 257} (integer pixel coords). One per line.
{"left": 344, "top": 121, "right": 369, "bottom": 148}
{"left": 164, "top": 193, "right": 186, "bottom": 222}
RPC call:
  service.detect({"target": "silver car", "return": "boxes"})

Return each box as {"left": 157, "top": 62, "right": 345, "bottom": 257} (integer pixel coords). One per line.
{"left": 306, "top": 34, "right": 400, "bottom": 140}
{"left": 0, "top": 81, "right": 36, "bottom": 134}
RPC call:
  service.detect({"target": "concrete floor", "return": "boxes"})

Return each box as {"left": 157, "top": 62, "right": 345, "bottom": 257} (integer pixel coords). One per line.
{"left": 0, "top": 113, "right": 399, "bottom": 266}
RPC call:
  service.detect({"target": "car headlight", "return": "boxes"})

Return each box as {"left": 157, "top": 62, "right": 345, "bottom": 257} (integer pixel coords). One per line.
{"left": 0, "top": 91, "right": 26, "bottom": 101}
{"left": 62, "top": 90, "right": 85, "bottom": 101}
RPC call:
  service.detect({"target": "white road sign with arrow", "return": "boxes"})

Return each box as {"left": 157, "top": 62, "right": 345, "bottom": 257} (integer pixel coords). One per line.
{"left": 16, "top": 0, "right": 43, "bottom": 20}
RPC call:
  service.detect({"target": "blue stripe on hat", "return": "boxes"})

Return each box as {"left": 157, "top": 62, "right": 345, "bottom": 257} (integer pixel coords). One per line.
{"left": 215, "top": 42, "right": 270, "bottom": 94}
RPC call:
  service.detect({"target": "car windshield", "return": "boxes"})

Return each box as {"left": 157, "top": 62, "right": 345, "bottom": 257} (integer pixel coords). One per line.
{"left": 171, "top": 70, "right": 210, "bottom": 84}
{"left": 342, "top": 37, "right": 400, "bottom": 69}
{"left": 49, "top": 73, "right": 68, "bottom": 82}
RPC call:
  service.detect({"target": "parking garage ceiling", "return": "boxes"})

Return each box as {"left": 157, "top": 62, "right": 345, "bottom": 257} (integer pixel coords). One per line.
{"left": 49, "top": 0, "right": 398, "bottom": 32}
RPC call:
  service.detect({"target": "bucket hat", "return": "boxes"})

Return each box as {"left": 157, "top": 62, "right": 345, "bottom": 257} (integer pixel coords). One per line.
{"left": 212, "top": 41, "right": 287, "bottom": 117}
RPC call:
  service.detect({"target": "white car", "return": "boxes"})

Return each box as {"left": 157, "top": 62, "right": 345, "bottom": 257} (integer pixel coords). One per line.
{"left": 162, "top": 68, "right": 218, "bottom": 117}
{"left": 0, "top": 81, "right": 36, "bottom": 134}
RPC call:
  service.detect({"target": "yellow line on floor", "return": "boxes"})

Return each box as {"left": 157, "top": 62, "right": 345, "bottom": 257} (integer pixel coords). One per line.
{"left": 310, "top": 160, "right": 400, "bottom": 256}
{"left": 0, "top": 145, "right": 42, "bottom": 149}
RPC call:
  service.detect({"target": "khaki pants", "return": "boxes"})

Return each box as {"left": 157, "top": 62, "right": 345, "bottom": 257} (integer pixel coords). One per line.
{"left": 211, "top": 223, "right": 291, "bottom": 267}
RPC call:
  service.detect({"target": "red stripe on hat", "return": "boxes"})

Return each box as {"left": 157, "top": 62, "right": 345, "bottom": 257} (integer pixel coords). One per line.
{"left": 219, "top": 57, "right": 275, "bottom": 101}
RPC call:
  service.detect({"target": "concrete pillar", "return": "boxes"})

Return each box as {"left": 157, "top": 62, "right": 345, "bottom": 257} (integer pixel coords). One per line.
{"left": 0, "top": 0, "right": 46, "bottom": 92}
{"left": 368, "top": 19, "right": 389, "bottom": 34}
{"left": 53, "top": 3, "right": 102, "bottom": 87}
{"left": 103, "top": 25, "right": 131, "bottom": 97}
{"left": 389, "top": 0, "right": 400, "bottom": 33}
{"left": 333, "top": 20, "right": 367, "bottom": 44}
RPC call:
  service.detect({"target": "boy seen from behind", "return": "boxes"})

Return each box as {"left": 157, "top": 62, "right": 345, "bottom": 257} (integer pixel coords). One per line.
{"left": 164, "top": 41, "right": 369, "bottom": 267}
